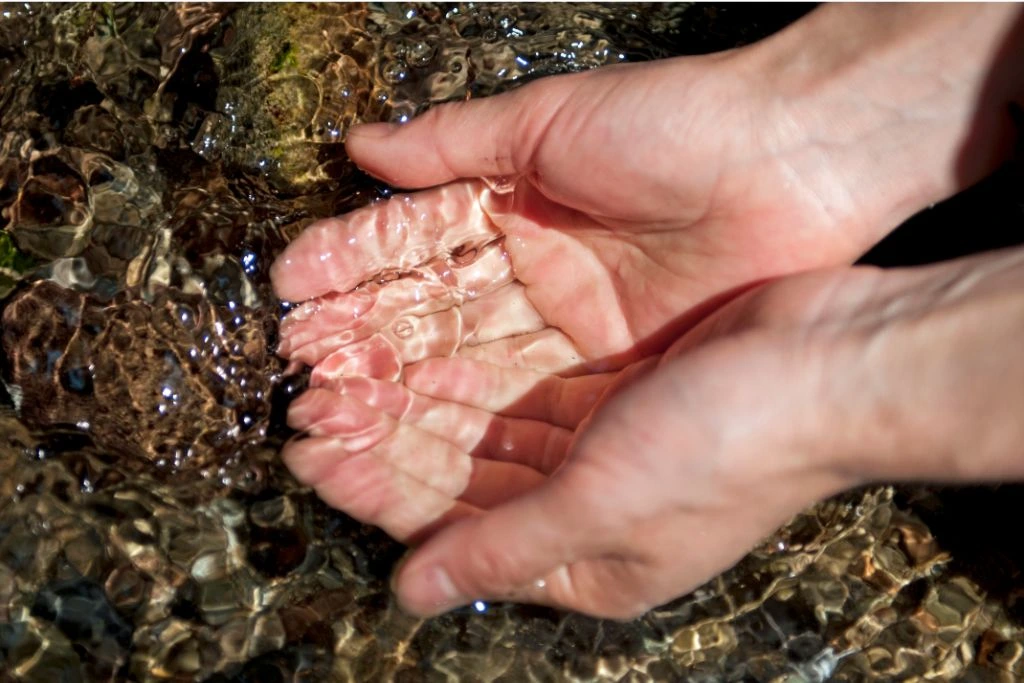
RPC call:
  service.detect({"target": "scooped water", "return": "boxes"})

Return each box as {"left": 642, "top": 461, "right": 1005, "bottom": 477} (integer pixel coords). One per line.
{"left": 4, "top": 4, "right": 1015, "bottom": 683}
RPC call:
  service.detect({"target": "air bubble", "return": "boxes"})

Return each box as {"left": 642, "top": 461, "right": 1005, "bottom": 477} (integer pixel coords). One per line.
{"left": 407, "top": 41, "right": 435, "bottom": 67}
{"left": 482, "top": 175, "right": 518, "bottom": 194}
{"left": 392, "top": 318, "right": 414, "bottom": 339}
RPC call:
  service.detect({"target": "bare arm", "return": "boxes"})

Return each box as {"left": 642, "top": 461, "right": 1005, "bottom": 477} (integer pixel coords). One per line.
{"left": 747, "top": 3, "right": 1024, "bottom": 243}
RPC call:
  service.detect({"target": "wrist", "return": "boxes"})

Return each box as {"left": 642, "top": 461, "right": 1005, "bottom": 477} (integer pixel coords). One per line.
{"left": 821, "top": 249, "right": 1024, "bottom": 485}
{"left": 741, "top": 4, "right": 1024, "bottom": 248}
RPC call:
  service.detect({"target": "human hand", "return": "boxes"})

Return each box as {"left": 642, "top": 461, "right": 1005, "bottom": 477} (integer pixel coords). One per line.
{"left": 284, "top": 246, "right": 1024, "bottom": 619}
{"left": 271, "top": 45, "right": 894, "bottom": 381}
{"left": 272, "top": 47, "right": 885, "bottom": 604}
{"left": 272, "top": 3, "right": 1024, "bottom": 382}
{"left": 271, "top": 4, "right": 1024, "bottom": 619}
{"left": 267, "top": 154, "right": 871, "bottom": 586}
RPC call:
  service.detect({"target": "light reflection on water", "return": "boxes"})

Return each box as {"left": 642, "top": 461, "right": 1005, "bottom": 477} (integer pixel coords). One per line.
{"left": 2, "top": 3, "right": 1021, "bottom": 682}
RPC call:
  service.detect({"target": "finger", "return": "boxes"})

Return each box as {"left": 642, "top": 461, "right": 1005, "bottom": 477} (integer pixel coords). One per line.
{"left": 303, "top": 303, "right": 468, "bottom": 381}
{"left": 392, "top": 467, "right": 618, "bottom": 617}
{"left": 344, "top": 77, "right": 572, "bottom": 188}
{"left": 288, "top": 389, "right": 548, "bottom": 506}
{"left": 405, "top": 357, "right": 614, "bottom": 429}
{"left": 282, "top": 434, "right": 481, "bottom": 542}
{"left": 271, "top": 181, "right": 501, "bottom": 302}
{"left": 278, "top": 240, "right": 518, "bottom": 363}
{"left": 318, "top": 375, "right": 573, "bottom": 474}
{"left": 440, "top": 554, "right": 658, "bottom": 619}
{"left": 278, "top": 279, "right": 446, "bottom": 361}
{"left": 310, "top": 335, "right": 404, "bottom": 382}
{"left": 288, "top": 389, "right": 464, "bottom": 489}
{"left": 297, "top": 283, "right": 547, "bottom": 377}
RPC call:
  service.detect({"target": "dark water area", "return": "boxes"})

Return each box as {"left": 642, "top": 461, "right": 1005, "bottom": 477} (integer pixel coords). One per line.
{"left": 0, "top": 3, "right": 1023, "bottom": 682}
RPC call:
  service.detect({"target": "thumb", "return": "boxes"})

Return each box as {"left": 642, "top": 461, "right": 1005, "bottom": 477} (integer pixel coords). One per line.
{"left": 346, "top": 77, "right": 572, "bottom": 189}
{"left": 392, "top": 468, "right": 613, "bottom": 616}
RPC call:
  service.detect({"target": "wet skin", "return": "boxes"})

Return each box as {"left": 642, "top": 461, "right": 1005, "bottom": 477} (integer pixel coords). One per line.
{"left": 272, "top": 4, "right": 1024, "bottom": 618}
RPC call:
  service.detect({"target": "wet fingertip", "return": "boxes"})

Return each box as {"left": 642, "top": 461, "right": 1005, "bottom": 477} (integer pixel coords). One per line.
{"left": 269, "top": 259, "right": 304, "bottom": 301}
{"left": 279, "top": 432, "right": 315, "bottom": 473}
{"left": 285, "top": 391, "right": 321, "bottom": 429}
{"left": 282, "top": 430, "right": 313, "bottom": 449}
{"left": 389, "top": 549, "right": 414, "bottom": 597}
{"left": 276, "top": 363, "right": 308, "bottom": 391}
{"left": 395, "top": 561, "right": 467, "bottom": 618}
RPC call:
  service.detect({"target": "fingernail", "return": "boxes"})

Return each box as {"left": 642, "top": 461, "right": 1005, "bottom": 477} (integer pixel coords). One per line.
{"left": 347, "top": 123, "right": 399, "bottom": 140}
{"left": 286, "top": 402, "right": 311, "bottom": 430}
{"left": 398, "top": 564, "right": 465, "bottom": 616}
{"left": 283, "top": 431, "right": 312, "bottom": 446}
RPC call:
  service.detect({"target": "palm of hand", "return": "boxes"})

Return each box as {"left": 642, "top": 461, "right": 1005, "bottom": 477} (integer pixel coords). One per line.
{"left": 273, "top": 56, "right": 874, "bottom": 385}
{"left": 269, "top": 55, "right": 885, "bottom": 615}
{"left": 271, "top": 166, "right": 859, "bottom": 544}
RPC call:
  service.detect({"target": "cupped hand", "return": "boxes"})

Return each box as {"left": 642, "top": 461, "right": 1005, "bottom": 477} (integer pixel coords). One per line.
{"left": 269, "top": 50, "right": 908, "bottom": 618}
{"left": 280, "top": 240, "right": 1024, "bottom": 619}
{"left": 280, "top": 260, "right": 917, "bottom": 619}
{"left": 377, "top": 247, "right": 1024, "bottom": 619}
{"left": 269, "top": 174, "right": 897, "bottom": 619}
{"left": 268, "top": 3, "right": 1024, "bottom": 621}
{"left": 268, "top": 165, "right": 857, "bottom": 584}
{"left": 272, "top": 52, "right": 904, "bottom": 377}
{"left": 285, "top": 248, "right": 1024, "bottom": 619}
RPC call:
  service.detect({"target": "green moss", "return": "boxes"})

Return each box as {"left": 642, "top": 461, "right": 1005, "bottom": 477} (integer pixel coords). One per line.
{"left": 0, "top": 232, "right": 35, "bottom": 274}
{"left": 270, "top": 41, "right": 299, "bottom": 73}
{"left": 0, "top": 274, "right": 16, "bottom": 299}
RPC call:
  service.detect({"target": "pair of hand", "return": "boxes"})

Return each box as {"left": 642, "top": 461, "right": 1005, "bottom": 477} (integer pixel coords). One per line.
{"left": 270, "top": 5, "right": 1024, "bottom": 619}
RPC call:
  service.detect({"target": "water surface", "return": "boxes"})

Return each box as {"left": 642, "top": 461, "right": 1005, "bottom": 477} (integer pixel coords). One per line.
{"left": 1, "top": 4, "right": 1023, "bottom": 681}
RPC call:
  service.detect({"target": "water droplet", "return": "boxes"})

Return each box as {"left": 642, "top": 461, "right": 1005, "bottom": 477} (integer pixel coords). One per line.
{"left": 408, "top": 41, "right": 435, "bottom": 67}
{"left": 482, "top": 175, "right": 518, "bottom": 194}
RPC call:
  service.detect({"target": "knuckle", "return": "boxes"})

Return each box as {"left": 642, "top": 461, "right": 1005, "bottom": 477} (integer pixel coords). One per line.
{"left": 458, "top": 541, "right": 524, "bottom": 596}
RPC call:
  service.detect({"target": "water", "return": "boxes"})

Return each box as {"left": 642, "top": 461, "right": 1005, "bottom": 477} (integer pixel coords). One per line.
{"left": 277, "top": 183, "right": 517, "bottom": 383}
{"left": 2, "top": 3, "right": 1023, "bottom": 681}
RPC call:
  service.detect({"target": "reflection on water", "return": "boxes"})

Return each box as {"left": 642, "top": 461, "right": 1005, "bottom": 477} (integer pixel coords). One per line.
{"left": 278, "top": 183, "right": 517, "bottom": 383}
{"left": 1, "top": 3, "right": 1023, "bottom": 681}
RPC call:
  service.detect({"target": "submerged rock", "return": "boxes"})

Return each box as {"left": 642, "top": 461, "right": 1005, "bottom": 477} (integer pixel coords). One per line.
{"left": 1, "top": 280, "right": 278, "bottom": 474}
{"left": 1, "top": 3, "right": 1023, "bottom": 682}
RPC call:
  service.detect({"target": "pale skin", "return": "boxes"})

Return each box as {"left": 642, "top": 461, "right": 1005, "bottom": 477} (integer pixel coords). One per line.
{"left": 270, "top": 4, "right": 1024, "bottom": 619}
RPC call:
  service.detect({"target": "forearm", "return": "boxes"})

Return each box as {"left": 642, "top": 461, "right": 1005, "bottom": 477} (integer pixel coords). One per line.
{"left": 827, "top": 246, "right": 1024, "bottom": 484}
{"left": 744, "top": 3, "right": 1024, "bottom": 244}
